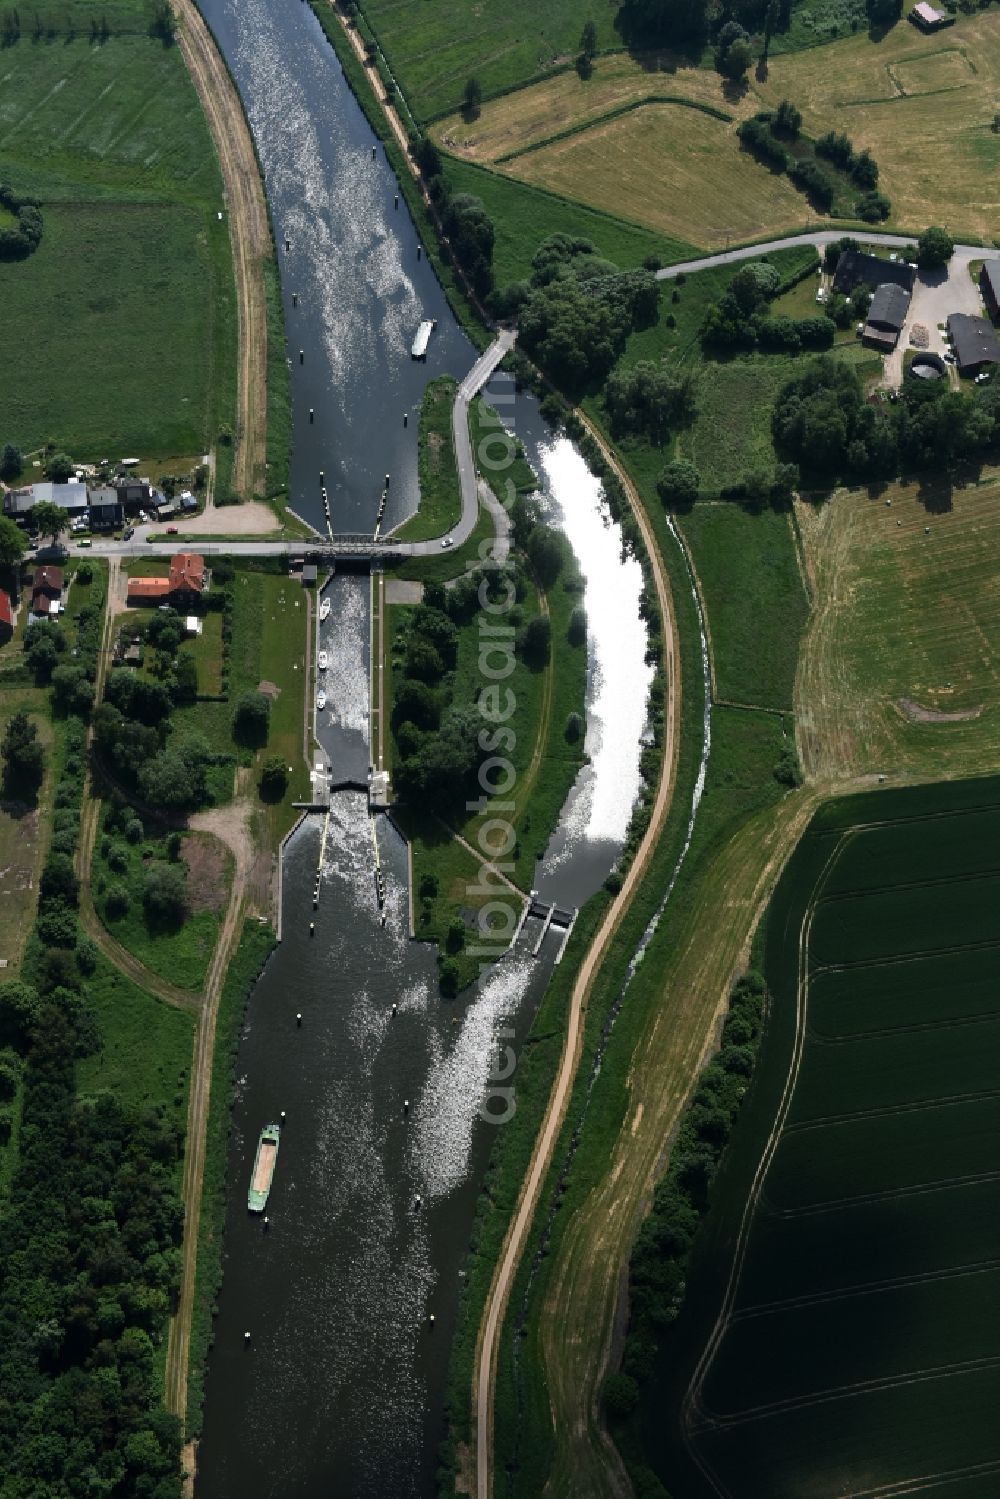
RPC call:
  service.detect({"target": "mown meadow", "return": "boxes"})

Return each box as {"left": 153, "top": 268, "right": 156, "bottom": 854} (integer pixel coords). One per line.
{"left": 0, "top": 8, "right": 235, "bottom": 460}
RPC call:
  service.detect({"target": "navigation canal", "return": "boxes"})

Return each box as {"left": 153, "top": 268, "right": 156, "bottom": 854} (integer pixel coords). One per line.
{"left": 194, "top": 0, "right": 652, "bottom": 1492}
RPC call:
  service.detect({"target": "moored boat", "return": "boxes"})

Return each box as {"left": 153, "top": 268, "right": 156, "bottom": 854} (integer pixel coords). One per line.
{"left": 411, "top": 319, "right": 435, "bottom": 359}
{"left": 248, "top": 1123, "right": 280, "bottom": 1213}
{"left": 318, "top": 650, "right": 328, "bottom": 671}
{"left": 319, "top": 597, "right": 331, "bottom": 622}
{"left": 316, "top": 689, "right": 327, "bottom": 711}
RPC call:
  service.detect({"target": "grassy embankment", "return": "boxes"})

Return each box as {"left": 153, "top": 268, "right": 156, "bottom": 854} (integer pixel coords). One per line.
{"left": 640, "top": 774, "right": 1000, "bottom": 1496}
{"left": 0, "top": 4, "right": 236, "bottom": 468}
{"left": 429, "top": 10, "right": 1000, "bottom": 249}
{"left": 185, "top": 918, "right": 277, "bottom": 1435}
{"left": 385, "top": 391, "right": 586, "bottom": 986}
{"left": 393, "top": 377, "right": 463, "bottom": 542}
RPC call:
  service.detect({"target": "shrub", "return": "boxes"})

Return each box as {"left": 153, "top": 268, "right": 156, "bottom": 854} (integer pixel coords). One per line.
{"left": 565, "top": 712, "right": 584, "bottom": 744}
{"left": 105, "top": 884, "right": 130, "bottom": 920}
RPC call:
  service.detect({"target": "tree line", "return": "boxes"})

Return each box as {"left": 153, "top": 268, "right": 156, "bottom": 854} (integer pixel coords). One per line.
{"left": 0, "top": 709, "right": 185, "bottom": 1496}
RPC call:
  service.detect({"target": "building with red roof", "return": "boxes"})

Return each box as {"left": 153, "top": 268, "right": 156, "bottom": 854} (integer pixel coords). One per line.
{"left": 168, "top": 552, "right": 206, "bottom": 596}
{"left": 127, "top": 577, "right": 172, "bottom": 604}
{"left": 0, "top": 589, "right": 13, "bottom": 643}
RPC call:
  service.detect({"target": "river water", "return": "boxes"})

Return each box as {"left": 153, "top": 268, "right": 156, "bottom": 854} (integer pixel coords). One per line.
{"left": 194, "top": 0, "right": 652, "bottom": 1491}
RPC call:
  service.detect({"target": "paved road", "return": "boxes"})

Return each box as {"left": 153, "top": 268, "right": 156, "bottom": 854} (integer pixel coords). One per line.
{"left": 654, "top": 230, "right": 986, "bottom": 280}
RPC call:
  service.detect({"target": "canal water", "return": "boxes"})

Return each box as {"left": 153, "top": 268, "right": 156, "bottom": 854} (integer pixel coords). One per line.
{"left": 194, "top": 0, "right": 652, "bottom": 1492}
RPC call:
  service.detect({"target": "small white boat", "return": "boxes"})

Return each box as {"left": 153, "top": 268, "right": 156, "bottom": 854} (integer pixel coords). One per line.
{"left": 411, "top": 319, "right": 436, "bottom": 359}
{"left": 317, "top": 650, "right": 328, "bottom": 671}
{"left": 316, "top": 689, "right": 327, "bottom": 711}
{"left": 319, "top": 597, "right": 331, "bottom": 622}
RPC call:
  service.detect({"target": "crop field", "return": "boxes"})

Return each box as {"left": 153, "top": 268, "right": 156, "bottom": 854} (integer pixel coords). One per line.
{"left": 0, "top": 31, "right": 234, "bottom": 456}
{"left": 654, "top": 775, "right": 1000, "bottom": 1497}
{"left": 435, "top": 13, "right": 1000, "bottom": 244}
{"left": 360, "top": 0, "right": 620, "bottom": 122}
{"left": 678, "top": 505, "right": 809, "bottom": 712}
{"left": 795, "top": 472, "right": 1000, "bottom": 784}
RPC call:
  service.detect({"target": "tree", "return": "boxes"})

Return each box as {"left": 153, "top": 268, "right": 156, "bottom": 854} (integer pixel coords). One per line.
{"left": 916, "top": 225, "right": 954, "bottom": 269}
{"left": 232, "top": 689, "right": 270, "bottom": 748}
{"left": 603, "top": 1372, "right": 639, "bottom": 1420}
{"left": 565, "top": 711, "right": 584, "bottom": 743}
{"left": 41, "top": 851, "right": 78, "bottom": 906}
{"left": 443, "top": 193, "right": 495, "bottom": 295}
{"left": 604, "top": 361, "right": 698, "bottom": 444}
{"left": 0, "top": 513, "right": 27, "bottom": 568}
{"left": 526, "top": 526, "right": 564, "bottom": 587}
{"left": 50, "top": 662, "right": 94, "bottom": 718}
{"left": 518, "top": 614, "right": 551, "bottom": 668}
{"left": 720, "top": 36, "right": 753, "bottom": 80}
{"left": 656, "top": 459, "right": 700, "bottom": 509}
{"left": 31, "top": 498, "right": 67, "bottom": 544}
{"left": 462, "top": 76, "right": 482, "bottom": 121}
{"left": 867, "top": 0, "right": 902, "bottom": 24}
{"left": 567, "top": 606, "right": 587, "bottom": 647}
{"left": 772, "top": 99, "right": 801, "bottom": 138}
{"left": 143, "top": 861, "right": 188, "bottom": 927}
{"left": 171, "top": 652, "right": 198, "bottom": 705}
{"left": 0, "top": 442, "right": 22, "bottom": 480}
{"left": 45, "top": 451, "right": 74, "bottom": 482}
{"left": 0, "top": 980, "right": 40, "bottom": 1047}
{"left": 259, "top": 755, "right": 288, "bottom": 802}
{"left": 580, "top": 19, "right": 597, "bottom": 57}
{"left": 1, "top": 709, "right": 44, "bottom": 798}
{"left": 413, "top": 135, "right": 442, "bottom": 179}
{"left": 445, "top": 916, "right": 466, "bottom": 954}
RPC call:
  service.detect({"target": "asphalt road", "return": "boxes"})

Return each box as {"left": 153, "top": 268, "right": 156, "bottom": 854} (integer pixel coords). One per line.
{"left": 655, "top": 229, "right": 985, "bottom": 280}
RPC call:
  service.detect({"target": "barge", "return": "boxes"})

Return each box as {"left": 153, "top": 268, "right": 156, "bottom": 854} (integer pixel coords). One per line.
{"left": 248, "top": 1123, "right": 280, "bottom": 1213}
{"left": 411, "top": 319, "right": 435, "bottom": 359}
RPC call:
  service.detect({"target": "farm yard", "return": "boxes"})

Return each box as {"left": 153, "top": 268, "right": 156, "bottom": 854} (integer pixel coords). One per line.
{"left": 652, "top": 775, "right": 1000, "bottom": 1498}
{"left": 431, "top": 11, "right": 1000, "bottom": 248}
{"left": 795, "top": 472, "right": 1000, "bottom": 783}
{"left": 0, "top": 25, "right": 235, "bottom": 457}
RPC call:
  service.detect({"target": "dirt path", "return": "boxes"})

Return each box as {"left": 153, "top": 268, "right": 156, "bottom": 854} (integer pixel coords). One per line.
{"left": 474, "top": 412, "right": 681, "bottom": 1499}
{"left": 165, "top": 797, "right": 255, "bottom": 1427}
{"left": 172, "top": 0, "right": 270, "bottom": 500}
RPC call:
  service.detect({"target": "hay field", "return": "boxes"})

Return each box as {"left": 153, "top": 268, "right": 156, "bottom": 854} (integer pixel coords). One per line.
{"left": 509, "top": 103, "right": 808, "bottom": 250}
{"left": 668, "top": 777, "right": 1000, "bottom": 1498}
{"left": 757, "top": 14, "right": 1000, "bottom": 240}
{"left": 436, "top": 14, "right": 1000, "bottom": 244}
{"left": 795, "top": 473, "right": 1000, "bottom": 784}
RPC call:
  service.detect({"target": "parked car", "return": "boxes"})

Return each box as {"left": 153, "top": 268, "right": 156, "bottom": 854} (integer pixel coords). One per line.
{"left": 76, "top": 538, "right": 92, "bottom": 548}
{"left": 440, "top": 536, "right": 453, "bottom": 548}
{"left": 123, "top": 526, "right": 134, "bottom": 540}
{"left": 166, "top": 525, "right": 178, "bottom": 535}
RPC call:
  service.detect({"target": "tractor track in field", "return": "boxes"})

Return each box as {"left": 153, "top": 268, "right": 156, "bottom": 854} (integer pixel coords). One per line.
{"left": 172, "top": 0, "right": 270, "bottom": 500}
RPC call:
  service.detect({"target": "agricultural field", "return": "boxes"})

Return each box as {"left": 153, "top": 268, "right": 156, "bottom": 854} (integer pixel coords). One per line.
{"left": 678, "top": 504, "right": 809, "bottom": 711}
{"left": 651, "top": 775, "right": 1000, "bottom": 1498}
{"left": 0, "top": 26, "right": 235, "bottom": 457}
{"left": 433, "top": 11, "right": 1000, "bottom": 246}
{"left": 504, "top": 103, "right": 808, "bottom": 251}
{"left": 795, "top": 472, "right": 1000, "bottom": 784}
{"left": 360, "top": 0, "right": 620, "bottom": 122}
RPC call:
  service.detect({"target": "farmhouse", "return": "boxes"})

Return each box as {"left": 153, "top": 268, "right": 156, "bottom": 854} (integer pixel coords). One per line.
{"left": 169, "top": 552, "right": 206, "bottom": 599}
{"left": 31, "top": 565, "right": 63, "bottom": 617}
{"left": 862, "top": 283, "right": 911, "bottom": 351}
{"left": 979, "top": 261, "right": 1000, "bottom": 323}
{"left": 909, "top": 1, "right": 953, "bottom": 30}
{"left": 0, "top": 590, "right": 13, "bottom": 644}
{"left": 2, "top": 487, "right": 34, "bottom": 520}
{"left": 833, "top": 250, "right": 915, "bottom": 298}
{"left": 947, "top": 313, "right": 1000, "bottom": 376}
{"left": 115, "top": 479, "right": 152, "bottom": 511}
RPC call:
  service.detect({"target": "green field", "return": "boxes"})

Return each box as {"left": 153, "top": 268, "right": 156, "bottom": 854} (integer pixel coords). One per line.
{"left": 0, "top": 29, "right": 234, "bottom": 457}
{"left": 442, "top": 157, "right": 696, "bottom": 286}
{"left": 645, "top": 775, "right": 1000, "bottom": 1497}
{"left": 361, "top": 0, "right": 621, "bottom": 121}
{"left": 678, "top": 505, "right": 810, "bottom": 711}
{"left": 92, "top": 825, "right": 230, "bottom": 991}
{"left": 77, "top": 950, "right": 194, "bottom": 1136}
